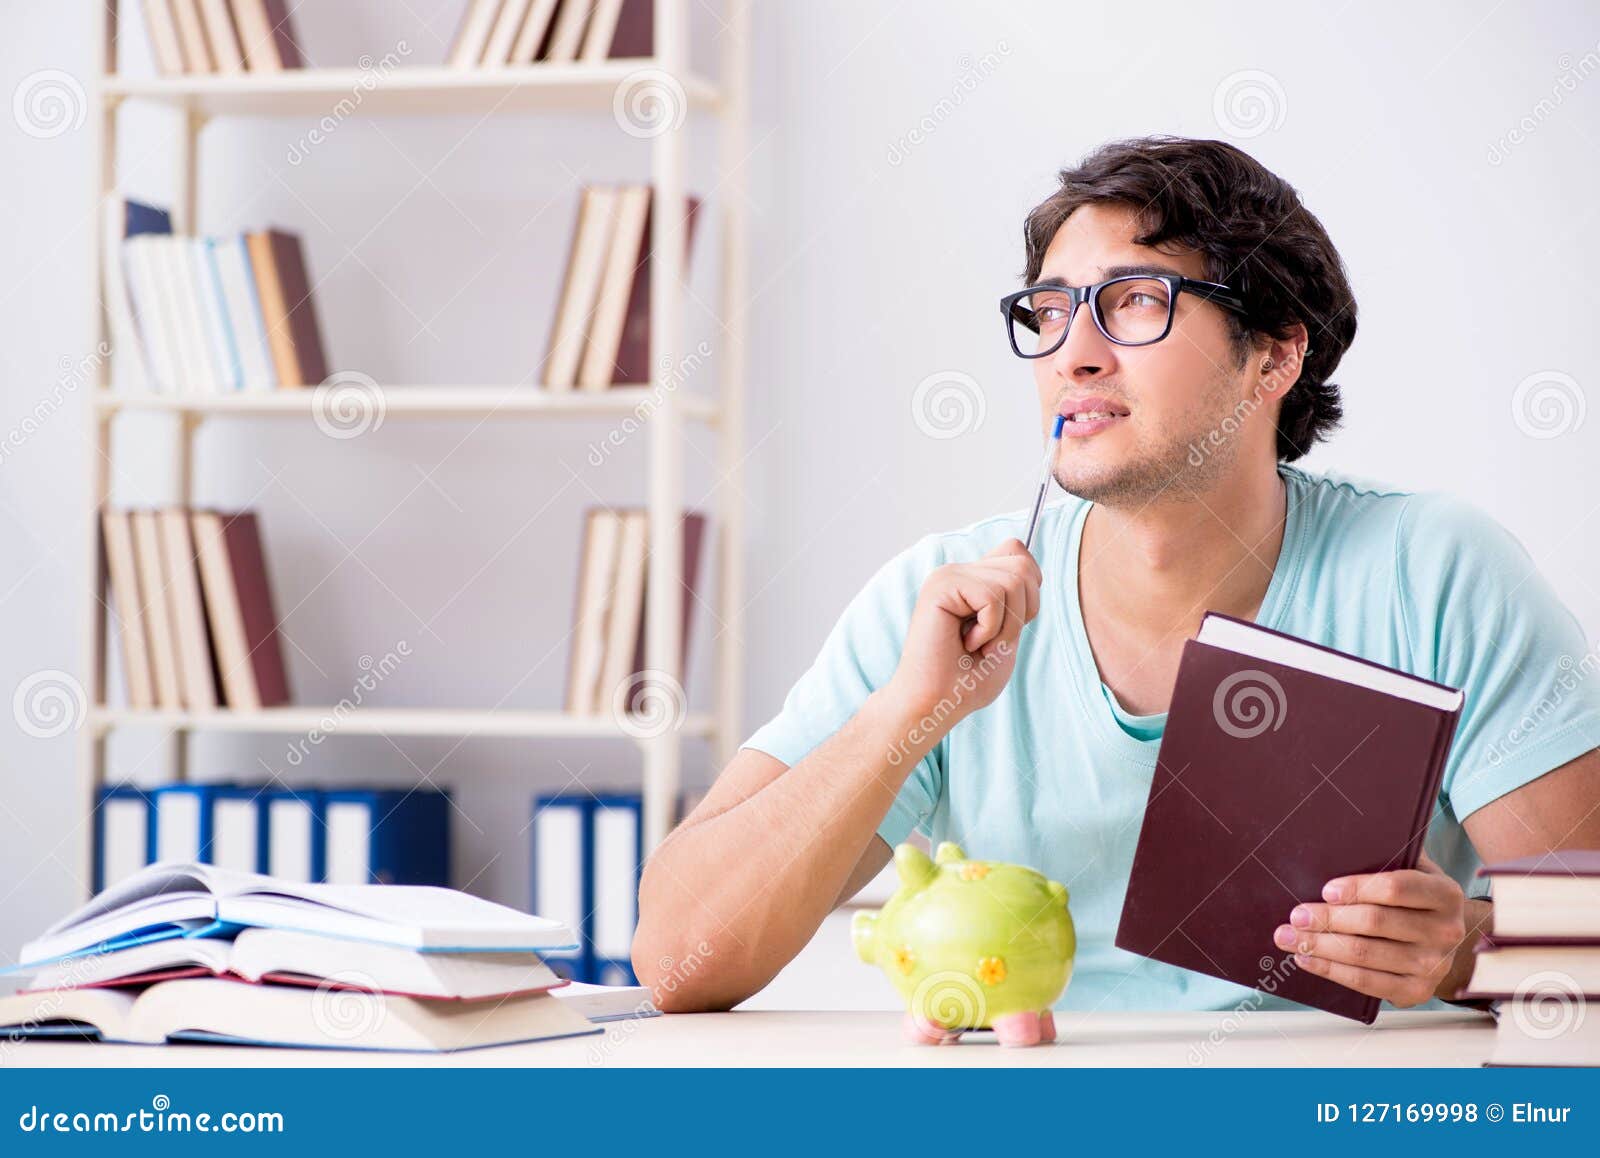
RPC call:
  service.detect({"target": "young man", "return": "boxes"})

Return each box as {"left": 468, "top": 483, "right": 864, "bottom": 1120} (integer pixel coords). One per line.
{"left": 633, "top": 137, "right": 1600, "bottom": 1016}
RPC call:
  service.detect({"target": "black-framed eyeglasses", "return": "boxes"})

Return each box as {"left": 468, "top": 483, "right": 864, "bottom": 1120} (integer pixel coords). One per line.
{"left": 1000, "top": 274, "right": 1247, "bottom": 358}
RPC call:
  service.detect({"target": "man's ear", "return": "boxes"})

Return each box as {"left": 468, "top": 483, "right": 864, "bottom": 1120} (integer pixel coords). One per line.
{"left": 1254, "top": 322, "right": 1311, "bottom": 401}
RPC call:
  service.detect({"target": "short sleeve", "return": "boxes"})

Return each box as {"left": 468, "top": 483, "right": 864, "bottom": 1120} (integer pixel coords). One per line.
{"left": 1397, "top": 494, "right": 1600, "bottom": 821}
{"left": 739, "top": 534, "right": 948, "bottom": 848}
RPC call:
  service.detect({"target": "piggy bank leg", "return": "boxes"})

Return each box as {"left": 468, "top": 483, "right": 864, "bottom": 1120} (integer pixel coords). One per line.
{"left": 904, "top": 1012, "right": 963, "bottom": 1046}
{"left": 1038, "top": 1010, "right": 1057, "bottom": 1043}
{"left": 992, "top": 1010, "right": 1045, "bottom": 1048}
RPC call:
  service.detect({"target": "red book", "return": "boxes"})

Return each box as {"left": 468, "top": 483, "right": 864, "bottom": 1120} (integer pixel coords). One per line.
{"left": 190, "top": 510, "right": 290, "bottom": 710}
{"left": 611, "top": 192, "right": 702, "bottom": 386}
{"left": 1115, "top": 611, "right": 1463, "bottom": 1023}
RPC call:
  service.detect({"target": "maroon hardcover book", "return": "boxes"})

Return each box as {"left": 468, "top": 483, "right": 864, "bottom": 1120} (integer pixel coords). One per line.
{"left": 612, "top": 194, "right": 702, "bottom": 386}
{"left": 261, "top": 0, "right": 305, "bottom": 68}
{"left": 606, "top": 0, "right": 653, "bottom": 57}
{"left": 218, "top": 511, "right": 290, "bottom": 708}
{"left": 263, "top": 230, "right": 327, "bottom": 387}
{"left": 1114, "top": 611, "right": 1463, "bottom": 1023}
{"left": 625, "top": 510, "right": 707, "bottom": 703}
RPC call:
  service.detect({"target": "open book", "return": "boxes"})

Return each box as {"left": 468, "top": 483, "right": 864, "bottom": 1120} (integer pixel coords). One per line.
{"left": 21, "top": 927, "right": 565, "bottom": 1001}
{"left": 18, "top": 863, "right": 577, "bottom": 967}
{"left": 0, "top": 978, "right": 598, "bottom": 1052}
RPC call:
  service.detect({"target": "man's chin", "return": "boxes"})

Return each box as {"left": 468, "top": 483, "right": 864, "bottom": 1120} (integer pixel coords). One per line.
{"left": 1055, "top": 447, "right": 1206, "bottom": 505}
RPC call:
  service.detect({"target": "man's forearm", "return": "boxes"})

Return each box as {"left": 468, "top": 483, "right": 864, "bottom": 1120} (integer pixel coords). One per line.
{"left": 1436, "top": 897, "right": 1494, "bottom": 1003}
{"left": 634, "top": 689, "right": 936, "bottom": 1011}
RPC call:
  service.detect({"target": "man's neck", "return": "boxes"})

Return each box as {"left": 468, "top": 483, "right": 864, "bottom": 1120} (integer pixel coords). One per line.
{"left": 1078, "top": 464, "right": 1290, "bottom": 642}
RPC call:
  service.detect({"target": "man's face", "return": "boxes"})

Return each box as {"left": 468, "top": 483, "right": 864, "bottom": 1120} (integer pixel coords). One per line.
{"left": 1032, "top": 204, "right": 1265, "bottom": 504}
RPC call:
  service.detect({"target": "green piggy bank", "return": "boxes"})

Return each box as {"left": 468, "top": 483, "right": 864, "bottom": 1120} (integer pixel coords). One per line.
{"left": 853, "top": 842, "right": 1075, "bottom": 1047}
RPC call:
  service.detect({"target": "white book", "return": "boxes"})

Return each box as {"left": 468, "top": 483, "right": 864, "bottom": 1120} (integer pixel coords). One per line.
{"left": 211, "top": 794, "right": 260, "bottom": 874}
{"left": 567, "top": 509, "right": 623, "bottom": 713}
{"left": 129, "top": 510, "right": 184, "bottom": 710}
{"left": 102, "top": 199, "right": 148, "bottom": 392}
{"left": 448, "top": 0, "right": 504, "bottom": 68}
{"left": 579, "top": 0, "right": 625, "bottom": 62}
{"left": 595, "top": 509, "right": 647, "bottom": 707}
{"left": 19, "top": 862, "right": 578, "bottom": 966}
{"left": 553, "top": 980, "right": 657, "bottom": 1022}
{"left": 193, "top": 238, "right": 242, "bottom": 390}
{"left": 0, "top": 978, "right": 597, "bottom": 1051}
{"left": 544, "top": 186, "right": 621, "bottom": 390}
{"left": 544, "top": 0, "right": 594, "bottom": 63}
{"left": 210, "top": 235, "right": 276, "bottom": 390}
{"left": 123, "top": 237, "right": 180, "bottom": 393}
{"left": 266, "top": 795, "right": 318, "bottom": 882}
{"left": 592, "top": 800, "right": 639, "bottom": 958}
{"left": 508, "top": 0, "right": 561, "bottom": 64}
{"left": 578, "top": 183, "right": 650, "bottom": 389}
{"left": 533, "top": 799, "right": 585, "bottom": 973}
{"left": 156, "top": 237, "right": 211, "bottom": 394}
{"left": 481, "top": 0, "right": 533, "bottom": 66}
{"left": 23, "top": 926, "right": 565, "bottom": 1001}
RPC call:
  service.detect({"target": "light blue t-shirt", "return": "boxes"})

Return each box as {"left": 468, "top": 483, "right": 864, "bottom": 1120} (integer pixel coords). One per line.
{"left": 742, "top": 465, "right": 1600, "bottom": 1014}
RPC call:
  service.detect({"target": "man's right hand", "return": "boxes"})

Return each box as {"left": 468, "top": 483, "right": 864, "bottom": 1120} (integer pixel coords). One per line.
{"left": 883, "top": 537, "right": 1042, "bottom": 727}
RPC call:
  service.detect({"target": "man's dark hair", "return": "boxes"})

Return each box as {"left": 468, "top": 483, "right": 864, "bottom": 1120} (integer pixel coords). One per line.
{"left": 1023, "top": 136, "right": 1357, "bottom": 461}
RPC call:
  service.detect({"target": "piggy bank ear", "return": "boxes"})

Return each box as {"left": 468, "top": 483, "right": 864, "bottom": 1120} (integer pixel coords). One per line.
{"left": 934, "top": 841, "right": 967, "bottom": 865}
{"left": 1048, "top": 880, "right": 1070, "bottom": 907}
{"left": 894, "top": 844, "right": 937, "bottom": 889}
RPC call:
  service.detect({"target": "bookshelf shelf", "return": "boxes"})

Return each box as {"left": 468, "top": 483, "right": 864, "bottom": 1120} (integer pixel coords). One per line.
{"left": 89, "top": 706, "right": 717, "bottom": 741}
{"left": 78, "top": 0, "right": 752, "bottom": 892}
{"left": 93, "top": 386, "right": 720, "bottom": 424}
{"left": 102, "top": 63, "right": 721, "bottom": 119}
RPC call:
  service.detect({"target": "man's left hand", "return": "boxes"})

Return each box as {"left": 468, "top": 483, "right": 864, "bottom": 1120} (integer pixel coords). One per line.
{"left": 1273, "top": 851, "right": 1469, "bottom": 1007}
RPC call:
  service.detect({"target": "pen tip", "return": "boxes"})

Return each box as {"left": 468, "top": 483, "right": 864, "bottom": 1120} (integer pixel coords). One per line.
{"left": 1051, "top": 414, "right": 1065, "bottom": 438}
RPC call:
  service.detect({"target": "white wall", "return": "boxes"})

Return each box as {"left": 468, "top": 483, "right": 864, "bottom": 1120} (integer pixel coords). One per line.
{"left": 2, "top": 3, "right": 1596, "bottom": 1010}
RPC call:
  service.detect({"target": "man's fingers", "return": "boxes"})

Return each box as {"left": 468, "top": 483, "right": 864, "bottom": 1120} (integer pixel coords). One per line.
{"left": 984, "top": 538, "right": 1043, "bottom": 586}
{"left": 1286, "top": 902, "right": 1458, "bottom": 945}
{"left": 964, "top": 563, "right": 1040, "bottom": 626}
{"left": 1274, "top": 925, "right": 1439, "bottom": 975}
{"left": 1321, "top": 868, "right": 1454, "bottom": 909}
{"left": 1288, "top": 952, "right": 1433, "bottom": 1006}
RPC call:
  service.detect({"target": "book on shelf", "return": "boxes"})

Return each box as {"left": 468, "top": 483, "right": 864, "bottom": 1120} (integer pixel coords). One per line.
{"left": 1115, "top": 611, "right": 1464, "bottom": 1024}
{"left": 564, "top": 506, "right": 707, "bottom": 716}
{"left": 117, "top": 225, "right": 324, "bottom": 394}
{"left": 0, "top": 863, "right": 638, "bottom": 1052}
{"left": 102, "top": 198, "right": 172, "bottom": 392}
{"left": 102, "top": 507, "right": 289, "bottom": 712}
{"left": 139, "top": 0, "right": 303, "bottom": 75}
{"left": 1456, "top": 849, "right": 1600, "bottom": 1067}
{"left": 543, "top": 184, "right": 701, "bottom": 391}
{"left": 532, "top": 792, "right": 641, "bottom": 984}
{"left": 95, "top": 783, "right": 453, "bottom": 893}
{"left": 580, "top": 0, "right": 652, "bottom": 61}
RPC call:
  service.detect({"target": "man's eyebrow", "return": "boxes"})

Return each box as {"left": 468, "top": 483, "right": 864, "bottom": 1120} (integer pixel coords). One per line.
{"left": 1035, "top": 262, "right": 1189, "bottom": 287}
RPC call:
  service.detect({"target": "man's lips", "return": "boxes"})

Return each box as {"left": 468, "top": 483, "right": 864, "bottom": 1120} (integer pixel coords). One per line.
{"left": 1057, "top": 396, "right": 1130, "bottom": 437}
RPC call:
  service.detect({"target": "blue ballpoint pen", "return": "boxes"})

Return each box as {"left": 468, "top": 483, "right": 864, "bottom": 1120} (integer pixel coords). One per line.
{"left": 1022, "top": 414, "right": 1066, "bottom": 555}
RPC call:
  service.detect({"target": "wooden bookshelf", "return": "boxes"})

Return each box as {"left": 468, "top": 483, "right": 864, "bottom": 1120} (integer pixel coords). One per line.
{"left": 77, "top": 1, "right": 751, "bottom": 893}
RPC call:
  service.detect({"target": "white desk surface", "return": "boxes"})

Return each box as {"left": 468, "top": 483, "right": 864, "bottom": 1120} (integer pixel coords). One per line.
{"left": 3, "top": 1009, "right": 1496, "bottom": 1067}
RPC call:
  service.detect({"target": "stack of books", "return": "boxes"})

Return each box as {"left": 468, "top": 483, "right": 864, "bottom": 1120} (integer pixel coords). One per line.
{"left": 105, "top": 198, "right": 329, "bottom": 394}
{"left": 0, "top": 863, "right": 652, "bottom": 1051}
{"left": 543, "top": 185, "right": 700, "bottom": 392}
{"left": 1459, "top": 850, "right": 1600, "bottom": 1066}
{"left": 565, "top": 507, "right": 706, "bottom": 715}
{"left": 139, "top": 0, "right": 305, "bottom": 75}
{"left": 101, "top": 507, "right": 288, "bottom": 712}
{"left": 95, "top": 784, "right": 452, "bottom": 893}
{"left": 449, "top": 0, "right": 651, "bottom": 68}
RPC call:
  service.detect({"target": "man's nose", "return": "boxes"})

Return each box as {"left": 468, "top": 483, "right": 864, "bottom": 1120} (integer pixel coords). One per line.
{"left": 1047, "top": 298, "right": 1116, "bottom": 381}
